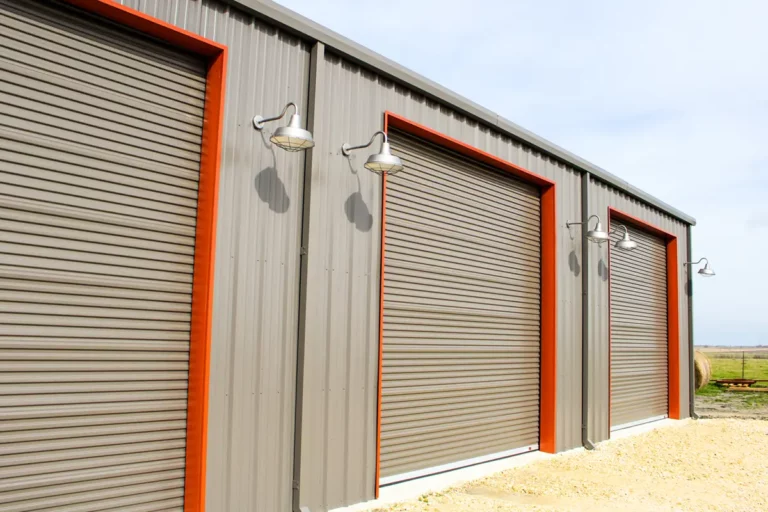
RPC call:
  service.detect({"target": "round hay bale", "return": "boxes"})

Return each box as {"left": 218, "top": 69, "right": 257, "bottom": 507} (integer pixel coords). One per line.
{"left": 694, "top": 351, "right": 711, "bottom": 390}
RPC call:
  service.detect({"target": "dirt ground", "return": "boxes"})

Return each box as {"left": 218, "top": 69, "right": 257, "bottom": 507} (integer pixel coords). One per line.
{"left": 372, "top": 419, "right": 768, "bottom": 512}
{"left": 696, "top": 393, "right": 768, "bottom": 420}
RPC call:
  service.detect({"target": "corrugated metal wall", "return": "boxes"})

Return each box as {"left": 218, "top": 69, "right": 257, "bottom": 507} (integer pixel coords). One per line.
{"left": 297, "top": 49, "right": 583, "bottom": 511}
{"left": 77, "top": 2, "right": 694, "bottom": 511}
{"left": 588, "top": 178, "right": 690, "bottom": 443}
{"left": 116, "top": 1, "right": 311, "bottom": 511}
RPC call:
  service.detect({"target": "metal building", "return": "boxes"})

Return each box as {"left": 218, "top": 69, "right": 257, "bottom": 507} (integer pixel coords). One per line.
{"left": 0, "top": 0, "right": 701, "bottom": 511}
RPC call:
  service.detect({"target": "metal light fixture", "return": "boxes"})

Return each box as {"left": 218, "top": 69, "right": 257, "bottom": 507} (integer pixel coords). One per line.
{"left": 567, "top": 214, "right": 610, "bottom": 244}
{"left": 342, "top": 131, "right": 404, "bottom": 175}
{"left": 613, "top": 225, "right": 637, "bottom": 251}
{"left": 253, "top": 102, "right": 314, "bottom": 152}
{"left": 685, "top": 257, "right": 715, "bottom": 277}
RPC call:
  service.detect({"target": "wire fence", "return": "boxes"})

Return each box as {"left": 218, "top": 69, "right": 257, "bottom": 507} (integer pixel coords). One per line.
{"left": 697, "top": 349, "right": 768, "bottom": 383}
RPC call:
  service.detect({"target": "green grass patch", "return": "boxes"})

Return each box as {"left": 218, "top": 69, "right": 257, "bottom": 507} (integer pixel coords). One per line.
{"left": 696, "top": 353, "right": 768, "bottom": 406}
{"left": 699, "top": 353, "right": 768, "bottom": 381}
{"left": 696, "top": 383, "right": 722, "bottom": 396}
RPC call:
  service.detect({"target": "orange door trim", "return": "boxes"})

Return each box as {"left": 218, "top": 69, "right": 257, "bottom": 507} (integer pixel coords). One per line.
{"left": 375, "top": 112, "right": 558, "bottom": 496}
{"left": 607, "top": 208, "right": 681, "bottom": 428}
{"left": 58, "top": 2, "right": 227, "bottom": 510}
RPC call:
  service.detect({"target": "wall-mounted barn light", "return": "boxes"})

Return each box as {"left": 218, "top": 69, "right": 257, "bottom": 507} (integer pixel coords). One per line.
{"left": 342, "top": 131, "right": 404, "bottom": 175}
{"left": 685, "top": 258, "right": 715, "bottom": 277}
{"left": 612, "top": 225, "right": 638, "bottom": 251}
{"left": 253, "top": 102, "right": 314, "bottom": 152}
{"left": 567, "top": 214, "right": 610, "bottom": 244}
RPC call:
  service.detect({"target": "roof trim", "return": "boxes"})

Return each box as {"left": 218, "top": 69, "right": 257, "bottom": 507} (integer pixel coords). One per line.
{"left": 220, "top": 0, "right": 696, "bottom": 225}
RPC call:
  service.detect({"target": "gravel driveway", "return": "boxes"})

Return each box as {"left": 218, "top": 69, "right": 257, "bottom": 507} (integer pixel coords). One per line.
{"left": 373, "top": 419, "right": 768, "bottom": 512}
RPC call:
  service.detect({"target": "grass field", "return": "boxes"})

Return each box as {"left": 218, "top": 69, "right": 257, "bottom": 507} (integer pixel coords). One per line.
{"left": 696, "top": 350, "right": 768, "bottom": 408}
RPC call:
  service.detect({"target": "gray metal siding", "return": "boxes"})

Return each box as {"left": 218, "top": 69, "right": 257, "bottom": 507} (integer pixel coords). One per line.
{"left": 296, "top": 50, "right": 582, "bottom": 511}
{"left": 25, "top": 1, "right": 694, "bottom": 510}
{"left": 588, "top": 178, "right": 690, "bottom": 443}
{"left": 0, "top": 0, "right": 205, "bottom": 510}
{"left": 380, "top": 131, "right": 541, "bottom": 481}
{"left": 116, "top": 1, "right": 312, "bottom": 511}
{"left": 609, "top": 225, "right": 668, "bottom": 428}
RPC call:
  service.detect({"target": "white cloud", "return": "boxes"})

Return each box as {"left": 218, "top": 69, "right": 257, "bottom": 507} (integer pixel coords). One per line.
{"left": 275, "top": 0, "right": 768, "bottom": 346}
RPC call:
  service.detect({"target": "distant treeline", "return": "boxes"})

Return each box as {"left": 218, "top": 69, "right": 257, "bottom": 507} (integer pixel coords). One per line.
{"left": 704, "top": 352, "right": 768, "bottom": 359}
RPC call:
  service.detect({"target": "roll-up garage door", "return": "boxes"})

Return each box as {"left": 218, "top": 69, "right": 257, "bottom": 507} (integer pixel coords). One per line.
{"left": 610, "top": 224, "right": 668, "bottom": 430}
{"left": 0, "top": 0, "right": 205, "bottom": 510}
{"left": 380, "top": 130, "right": 541, "bottom": 484}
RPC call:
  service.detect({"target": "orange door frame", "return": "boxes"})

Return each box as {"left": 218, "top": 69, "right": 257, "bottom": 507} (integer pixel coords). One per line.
{"left": 607, "top": 207, "right": 681, "bottom": 431}
{"left": 56, "top": 2, "right": 226, "bottom": 510}
{"left": 375, "top": 112, "right": 558, "bottom": 496}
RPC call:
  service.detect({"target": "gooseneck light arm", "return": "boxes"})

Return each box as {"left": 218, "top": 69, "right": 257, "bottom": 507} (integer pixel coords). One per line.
{"left": 684, "top": 258, "right": 709, "bottom": 267}
{"left": 253, "top": 102, "right": 298, "bottom": 130}
{"left": 611, "top": 224, "right": 629, "bottom": 237}
{"left": 567, "top": 214, "right": 601, "bottom": 229}
{"left": 342, "top": 131, "right": 387, "bottom": 156}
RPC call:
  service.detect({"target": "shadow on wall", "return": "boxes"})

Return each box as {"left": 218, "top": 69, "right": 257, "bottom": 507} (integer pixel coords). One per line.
{"left": 255, "top": 167, "right": 290, "bottom": 213}
{"left": 344, "top": 191, "right": 373, "bottom": 232}
{"left": 568, "top": 250, "right": 581, "bottom": 277}
{"left": 343, "top": 155, "right": 373, "bottom": 232}
{"left": 597, "top": 259, "right": 609, "bottom": 282}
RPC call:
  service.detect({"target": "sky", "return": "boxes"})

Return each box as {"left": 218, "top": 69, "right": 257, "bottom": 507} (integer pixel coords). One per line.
{"left": 274, "top": 0, "right": 768, "bottom": 346}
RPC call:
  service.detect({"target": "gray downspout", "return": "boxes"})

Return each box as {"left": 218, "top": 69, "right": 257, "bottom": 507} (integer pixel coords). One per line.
{"left": 292, "top": 41, "right": 325, "bottom": 512}
{"left": 687, "top": 225, "right": 699, "bottom": 419}
{"left": 581, "top": 172, "right": 596, "bottom": 450}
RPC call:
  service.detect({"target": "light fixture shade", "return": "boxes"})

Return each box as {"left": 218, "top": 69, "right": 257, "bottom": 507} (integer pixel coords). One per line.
{"left": 615, "top": 232, "right": 637, "bottom": 251}
{"left": 586, "top": 222, "right": 609, "bottom": 243}
{"left": 364, "top": 142, "right": 404, "bottom": 175}
{"left": 699, "top": 263, "right": 715, "bottom": 276}
{"left": 269, "top": 113, "right": 314, "bottom": 152}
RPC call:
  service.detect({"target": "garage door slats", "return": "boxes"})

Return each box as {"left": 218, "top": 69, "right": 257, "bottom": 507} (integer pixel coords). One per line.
{"left": 385, "top": 247, "right": 539, "bottom": 282}
{"left": 387, "top": 182, "right": 541, "bottom": 231}
{"left": 610, "top": 224, "right": 668, "bottom": 429}
{"left": 1, "top": 85, "right": 203, "bottom": 157}
{"left": 0, "top": 197, "right": 196, "bottom": 242}
{"left": 0, "top": 32, "right": 204, "bottom": 116}
{"left": 381, "top": 429, "right": 538, "bottom": 474}
{"left": 0, "top": 149, "right": 198, "bottom": 203}
{"left": 387, "top": 196, "right": 540, "bottom": 243}
{"left": 0, "top": 61, "right": 201, "bottom": 138}
{"left": 393, "top": 146, "right": 541, "bottom": 208}
{"left": 0, "top": 1, "right": 203, "bottom": 509}
{"left": 381, "top": 131, "right": 541, "bottom": 483}
{"left": 0, "top": 7, "right": 204, "bottom": 91}
{"left": 386, "top": 221, "right": 541, "bottom": 261}
{"left": 0, "top": 126, "right": 201, "bottom": 184}
{"left": 0, "top": 470, "right": 184, "bottom": 512}
{"left": 386, "top": 206, "right": 536, "bottom": 249}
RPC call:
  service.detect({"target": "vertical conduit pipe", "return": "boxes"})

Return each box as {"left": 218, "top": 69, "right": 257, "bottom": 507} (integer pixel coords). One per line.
{"left": 581, "top": 172, "right": 596, "bottom": 450}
